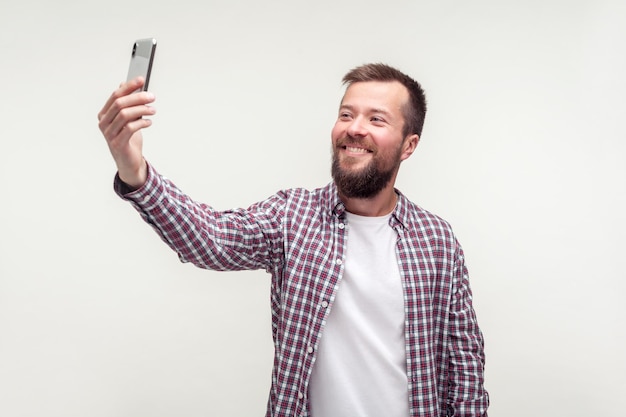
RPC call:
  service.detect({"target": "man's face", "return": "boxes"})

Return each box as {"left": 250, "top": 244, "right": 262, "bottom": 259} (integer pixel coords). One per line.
{"left": 331, "top": 81, "right": 416, "bottom": 199}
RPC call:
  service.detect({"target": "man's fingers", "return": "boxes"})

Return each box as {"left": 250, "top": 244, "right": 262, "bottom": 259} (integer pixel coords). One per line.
{"left": 98, "top": 92, "right": 155, "bottom": 138}
{"left": 116, "top": 118, "right": 152, "bottom": 143}
{"left": 97, "top": 77, "right": 148, "bottom": 123}
{"left": 103, "top": 105, "right": 154, "bottom": 142}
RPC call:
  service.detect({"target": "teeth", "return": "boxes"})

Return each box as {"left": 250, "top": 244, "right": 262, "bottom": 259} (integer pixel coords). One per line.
{"left": 346, "top": 146, "right": 369, "bottom": 153}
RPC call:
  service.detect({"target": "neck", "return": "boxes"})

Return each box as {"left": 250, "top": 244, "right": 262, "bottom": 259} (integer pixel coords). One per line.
{"left": 340, "top": 185, "right": 398, "bottom": 217}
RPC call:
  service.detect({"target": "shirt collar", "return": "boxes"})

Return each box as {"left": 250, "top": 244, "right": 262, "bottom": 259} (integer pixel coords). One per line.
{"left": 390, "top": 188, "right": 411, "bottom": 231}
{"left": 326, "top": 182, "right": 346, "bottom": 218}
{"left": 325, "top": 182, "right": 412, "bottom": 230}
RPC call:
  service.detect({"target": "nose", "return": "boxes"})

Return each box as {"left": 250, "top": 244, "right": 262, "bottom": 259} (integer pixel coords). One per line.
{"left": 347, "top": 116, "right": 367, "bottom": 138}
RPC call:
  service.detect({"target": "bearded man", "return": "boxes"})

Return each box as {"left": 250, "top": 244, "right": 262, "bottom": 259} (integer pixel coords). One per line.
{"left": 98, "top": 63, "right": 489, "bottom": 417}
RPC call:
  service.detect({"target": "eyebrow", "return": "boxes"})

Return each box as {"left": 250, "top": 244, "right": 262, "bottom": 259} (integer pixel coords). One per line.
{"left": 339, "top": 104, "right": 394, "bottom": 118}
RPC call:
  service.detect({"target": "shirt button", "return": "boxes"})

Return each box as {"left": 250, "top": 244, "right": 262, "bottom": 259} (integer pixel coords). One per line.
{"left": 338, "top": 223, "right": 345, "bottom": 229}
{"left": 336, "top": 259, "right": 343, "bottom": 265}
{"left": 298, "top": 391, "right": 304, "bottom": 400}
{"left": 321, "top": 300, "right": 329, "bottom": 308}
{"left": 307, "top": 345, "right": 314, "bottom": 354}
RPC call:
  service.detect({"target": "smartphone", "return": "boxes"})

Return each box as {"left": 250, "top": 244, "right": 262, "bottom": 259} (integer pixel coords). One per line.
{"left": 126, "top": 38, "right": 157, "bottom": 91}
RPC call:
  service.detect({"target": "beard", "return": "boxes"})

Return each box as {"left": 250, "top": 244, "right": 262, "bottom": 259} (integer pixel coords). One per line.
{"left": 331, "top": 145, "right": 402, "bottom": 199}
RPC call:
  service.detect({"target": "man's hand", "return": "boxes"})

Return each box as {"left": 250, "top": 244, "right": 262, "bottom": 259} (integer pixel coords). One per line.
{"left": 97, "top": 77, "right": 156, "bottom": 190}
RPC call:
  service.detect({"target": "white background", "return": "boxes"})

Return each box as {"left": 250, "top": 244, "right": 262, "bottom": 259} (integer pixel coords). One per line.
{"left": 1, "top": 0, "right": 624, "bottom": 416}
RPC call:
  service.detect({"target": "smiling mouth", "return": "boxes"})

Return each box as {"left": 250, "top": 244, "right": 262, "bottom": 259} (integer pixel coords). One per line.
{"left": 343, "top": 145, "right": 372, "bottom": 154}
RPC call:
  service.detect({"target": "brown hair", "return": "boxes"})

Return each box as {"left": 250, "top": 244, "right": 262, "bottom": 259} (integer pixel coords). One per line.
{"left": 342, "top": 63, "right": 427, "bottom": 137}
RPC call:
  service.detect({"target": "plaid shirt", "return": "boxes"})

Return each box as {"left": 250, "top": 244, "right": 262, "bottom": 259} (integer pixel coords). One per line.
{"left": 115, "top": 163, "right": 489, "bottom": 417}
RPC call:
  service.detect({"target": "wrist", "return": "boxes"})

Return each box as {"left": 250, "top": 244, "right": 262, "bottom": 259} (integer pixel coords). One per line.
{"left": 118, "top": 160, "right": 148, "bottom": 191}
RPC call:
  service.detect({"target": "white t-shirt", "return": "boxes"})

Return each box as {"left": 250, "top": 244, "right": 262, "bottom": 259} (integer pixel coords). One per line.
{"left": 308, "top": 212, "right": 409, "bottom": 417}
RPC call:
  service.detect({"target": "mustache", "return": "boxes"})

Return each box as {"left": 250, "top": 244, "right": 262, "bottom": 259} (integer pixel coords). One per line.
{"left": 335, "top": 137, "right": 376, "bottom": 152}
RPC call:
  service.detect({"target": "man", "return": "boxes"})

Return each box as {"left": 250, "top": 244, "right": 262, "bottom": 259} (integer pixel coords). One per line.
{"left": 98, "top": 63, "right": 489, "bottom": 416}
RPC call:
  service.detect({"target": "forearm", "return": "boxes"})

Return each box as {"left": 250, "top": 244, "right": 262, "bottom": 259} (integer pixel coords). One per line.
{"left": 447, "top": 306, "right": 489, "bottom": 416}
{"left": 446, "top": 245, "right": 489, "bottom": 416}
{"left": 114, "top": 162, "right": 281, "bottom": 271}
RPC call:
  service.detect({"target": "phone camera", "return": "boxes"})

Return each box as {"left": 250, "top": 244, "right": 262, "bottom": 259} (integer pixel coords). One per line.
{"left": 132, "top": 43, "right": 137, "bottom": 57}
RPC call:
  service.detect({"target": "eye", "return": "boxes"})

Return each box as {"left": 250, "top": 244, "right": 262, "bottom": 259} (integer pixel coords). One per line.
{"left": 371, "top": 116, "right": 386, "bottom": 124}
{"left": 339, "top": 112, "right": 352, "bottom": 120}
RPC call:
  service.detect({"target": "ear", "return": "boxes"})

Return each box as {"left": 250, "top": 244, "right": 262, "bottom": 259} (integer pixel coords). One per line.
{"left": 400, "top": 134, "right": 420, "bottom": 161}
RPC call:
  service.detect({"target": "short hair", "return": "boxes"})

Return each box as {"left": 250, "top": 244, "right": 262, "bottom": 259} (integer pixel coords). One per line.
{"left": 342, "top": 63, "right": 427, "bottom": 137}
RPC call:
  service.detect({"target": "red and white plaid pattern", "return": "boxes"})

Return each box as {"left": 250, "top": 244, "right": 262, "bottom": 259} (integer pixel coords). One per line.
{"left": 115, "top": 163, "right": 489, "bottom": 417}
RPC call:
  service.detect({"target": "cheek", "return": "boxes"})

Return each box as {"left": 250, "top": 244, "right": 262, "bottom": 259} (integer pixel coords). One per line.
{"left": 378, "top": 136, "right": 405, "bottom": 160}
{"left": 331, "top": 123, "right": 343, "bottom": 142}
